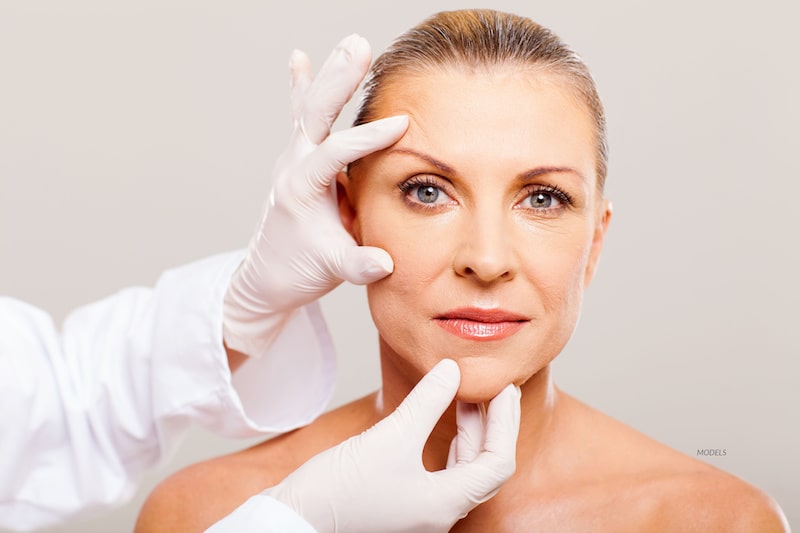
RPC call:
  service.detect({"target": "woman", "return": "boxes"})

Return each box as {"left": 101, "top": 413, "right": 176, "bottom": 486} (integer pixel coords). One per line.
{"left": 136, "top": 9, "right": 788, "bottom": 531}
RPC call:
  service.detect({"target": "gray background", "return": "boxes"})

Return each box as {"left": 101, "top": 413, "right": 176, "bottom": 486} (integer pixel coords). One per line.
{"left": 1, "top": 0, "right": 797, "bottom": 531}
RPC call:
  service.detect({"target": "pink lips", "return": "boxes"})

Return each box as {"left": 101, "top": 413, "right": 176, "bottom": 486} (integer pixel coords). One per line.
{"left": 434, "top": 307, "right": 529, "bottom": 341}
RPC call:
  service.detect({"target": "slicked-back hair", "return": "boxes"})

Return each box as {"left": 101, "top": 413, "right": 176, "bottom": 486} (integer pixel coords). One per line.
{"left": 354, "top": 9, "right": 608, "bottom": 189}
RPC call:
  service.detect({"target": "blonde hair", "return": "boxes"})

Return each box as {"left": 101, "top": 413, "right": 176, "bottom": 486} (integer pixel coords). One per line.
{"left": 355, "top": 9, "right": 608, "bottom": 189}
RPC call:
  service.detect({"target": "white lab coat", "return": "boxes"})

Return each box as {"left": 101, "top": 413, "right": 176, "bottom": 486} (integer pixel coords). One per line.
{"left": 0, "top": 251, "right": 334, "bottom": 532}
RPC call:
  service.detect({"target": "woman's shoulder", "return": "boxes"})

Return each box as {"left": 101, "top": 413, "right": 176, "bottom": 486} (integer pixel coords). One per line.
{"left": 134, "top": 445, "right": 275, "bottom": 533}
{"left": 489, "top": 466, "right": 789, "bottom": 533}
{"left": 637, "top": 467, "right": 790, "bottom": 532}
{"left": 547, "top": 392, "right": 789, "bottom": 531}
{"left": 135, "top": 393, "right": 380, "bottom": 533}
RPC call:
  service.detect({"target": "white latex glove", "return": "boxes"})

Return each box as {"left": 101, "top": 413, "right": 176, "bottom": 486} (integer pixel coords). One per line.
{"left": 223, "top": 34, "right": 408, "bottom": 357}
{"left": 264, "top": 359, "right": 522, "bottom": 533}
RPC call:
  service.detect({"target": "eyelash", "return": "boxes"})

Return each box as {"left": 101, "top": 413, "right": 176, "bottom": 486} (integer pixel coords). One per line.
{"left": 397, "top": 175, "right": 441, "bottom": 193}
{"left": 521, "top": 183, "right": 574, "bottom": 208}
{"left": 397, "top": 175, "right": 452, "bottom": 209}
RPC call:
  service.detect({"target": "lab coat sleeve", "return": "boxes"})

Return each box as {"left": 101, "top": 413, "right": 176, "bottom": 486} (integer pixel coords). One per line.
{"left": 0, "top": 250, "right": 336, "bottom": 531}
{"left": 204, "top": 495, "right": 317, "bottom": 533}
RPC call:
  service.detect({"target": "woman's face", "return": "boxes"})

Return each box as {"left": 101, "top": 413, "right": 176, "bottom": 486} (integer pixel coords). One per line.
{"left": 339, "top": 67, "right": 611, "bottom": 402}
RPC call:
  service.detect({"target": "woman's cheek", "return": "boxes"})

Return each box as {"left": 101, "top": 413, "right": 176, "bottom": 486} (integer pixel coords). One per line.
{"left": 361, "top": 206, "right": 452, "bottom": 275}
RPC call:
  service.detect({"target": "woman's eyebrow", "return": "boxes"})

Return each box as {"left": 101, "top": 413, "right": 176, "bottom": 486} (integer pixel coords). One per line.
{"left": 384, "top": 148, "right": 455, "bottom": 174}
{"left": 383, "top": 148, "right": 587, "bottom": 183}
{"left": 520, "top": 166, "right": 587, "bottom": 183}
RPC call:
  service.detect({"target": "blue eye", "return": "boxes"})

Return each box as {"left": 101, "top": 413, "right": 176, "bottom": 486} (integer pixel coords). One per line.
{"left": 417, "top": 186, "right": 440, "bottom": 203}
{"left": 522, "top": 185, "right": 573, "bottom": 212}
{"left": 529, "top": 192, "right": 557, "bottom": 209}
{"left": 398, "top": 176, "right": 454, "bottom": 208}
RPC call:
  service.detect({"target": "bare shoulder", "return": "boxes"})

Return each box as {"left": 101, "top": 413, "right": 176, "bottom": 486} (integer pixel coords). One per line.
{"left": 641, "top": 468, "right": 790, "bottom": 532}
{"left": 134, "top": 431, "right": 301, "bottom": 533}
{"left": 135, "top": 394, "right": 378, "bottom": 533}
{"left": 554, "top": 392, "right": 790, "bottom": 531}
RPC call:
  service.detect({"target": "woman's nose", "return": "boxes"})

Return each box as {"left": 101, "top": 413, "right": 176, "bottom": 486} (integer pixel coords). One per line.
{"left": 453, "top": 211, "right": 517, "bottom": 284}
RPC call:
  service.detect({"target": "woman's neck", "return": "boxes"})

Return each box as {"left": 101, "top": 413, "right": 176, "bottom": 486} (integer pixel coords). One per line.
{"left": 375, "top": 338, "right": 561, "bottom": 471}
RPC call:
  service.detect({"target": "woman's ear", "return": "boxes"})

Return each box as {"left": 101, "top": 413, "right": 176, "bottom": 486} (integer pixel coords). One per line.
{"left": 336, "top": 170, "right": 361, "bottom": 243}
{"left": 583, "top": 198, "right": 612, "bottom": 287}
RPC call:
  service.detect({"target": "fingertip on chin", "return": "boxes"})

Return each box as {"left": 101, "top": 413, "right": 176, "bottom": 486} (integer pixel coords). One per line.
{"left": 454, "top": 378, "right": 518, "bottom": 405}
{"left": 431, "top": 358, "right": 461, "bottom": 383}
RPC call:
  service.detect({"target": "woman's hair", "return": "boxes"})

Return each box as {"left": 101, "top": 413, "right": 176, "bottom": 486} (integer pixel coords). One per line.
{"left": 354, "top": 9, "right": 608, "bottom": 190}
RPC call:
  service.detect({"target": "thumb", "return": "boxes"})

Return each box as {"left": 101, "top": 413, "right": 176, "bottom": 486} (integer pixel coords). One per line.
{"left": 452, "top": 401, "right": 486, "bottom": 465}
{"left": 481, "top": 384, "right": 522, "bottom": 471}
{"left": 435, "top": 384, "right": 520, "bottom": 504}
{"left": 338, "top": 245, "right": 394, "bottom": 285}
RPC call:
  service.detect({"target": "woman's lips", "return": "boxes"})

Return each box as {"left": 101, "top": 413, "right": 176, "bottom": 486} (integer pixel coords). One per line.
{"left": 434, "top": 308, "right": 529, "bottom": 341}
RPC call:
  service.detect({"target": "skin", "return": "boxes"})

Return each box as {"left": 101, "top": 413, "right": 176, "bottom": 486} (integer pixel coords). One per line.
{"left": 135, "top": 67, "right": 788, "bottom": 533}
{"left": 225, "top": 345, "right": 247, "bottom": 372}
{"left": 342, "top": 67, "right": 608, "bottom": 404}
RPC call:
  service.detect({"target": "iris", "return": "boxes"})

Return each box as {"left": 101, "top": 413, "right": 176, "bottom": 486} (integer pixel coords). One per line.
{"left": 417, "top": 186, "right": 440, "bottom": 203}
{"left": 530, "top": 192, "right": 552, "bottom": 208}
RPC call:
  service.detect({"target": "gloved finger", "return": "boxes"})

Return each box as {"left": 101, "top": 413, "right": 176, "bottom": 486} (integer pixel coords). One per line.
{"left": 482, "top": 384, "right": 522, "bottom": 462}
{"left": 305, "top": 115, "right": 408, "bottom": 192}
{"left": 299, "top": 33, "right": 372, "bottom": 145}
{"left": 453, "top": 401, "right": 486, "bottom": 465}
{"left": 435, "top": 384, "right": 520, "bottom": 505}
{"left": 289, "top": 49, "right": 313, "bottom": 123}
{"left": 388, "top": 359, "right": 461, "bottom": 447}
{"left": 336, "top": 245, "right": 394, "bottom": 285}
{"left": 446, "top": 434, "right": 458, "bottom": 469}
{"left": 446, "top": 402, "right": 482, "bottom": 469}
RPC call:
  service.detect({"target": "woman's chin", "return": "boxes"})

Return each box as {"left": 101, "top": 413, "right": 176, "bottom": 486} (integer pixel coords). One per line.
{"left": 449, "top": 356, "right": 544, "bottom": 403}
{"left": 453, "top": 367, "right": 519, "bottom": 404}
{"left": 455, "top": 388, "right": 503, "bottom": 404}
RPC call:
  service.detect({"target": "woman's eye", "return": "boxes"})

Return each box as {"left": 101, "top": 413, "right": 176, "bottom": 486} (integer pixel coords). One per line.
{"left": 528, "top": 192, "right": 561, "bottom": 209}
{"left": 399, "top": 179, "right": 454, "bottom": 207}
{"left": 416, "top": 185, "right": 441, "bottom": 203}
{"left": 521, "top": 186, "right": 573, "bottom": 212}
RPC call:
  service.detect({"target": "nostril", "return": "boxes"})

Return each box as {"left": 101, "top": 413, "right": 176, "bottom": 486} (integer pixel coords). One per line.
{"left": 464, "top": 267, "right": 474, "bottom": 275}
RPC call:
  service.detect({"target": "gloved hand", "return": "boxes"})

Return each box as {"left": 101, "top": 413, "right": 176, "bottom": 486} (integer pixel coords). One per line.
{"left": 264, "top": 359, "right": 522, "bottom": 533}
{"left": 223, "top": 34, "right": 408, "bottom": 357}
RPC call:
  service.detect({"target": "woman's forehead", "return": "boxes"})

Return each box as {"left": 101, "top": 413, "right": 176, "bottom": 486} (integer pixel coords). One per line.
{"left": 369, "top": 68, "right": 598, "bottom": 181}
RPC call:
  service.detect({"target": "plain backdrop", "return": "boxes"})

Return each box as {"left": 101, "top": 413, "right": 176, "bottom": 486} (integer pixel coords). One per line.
{"left": 1, "top": 0, "right": 797, "bottom": 531}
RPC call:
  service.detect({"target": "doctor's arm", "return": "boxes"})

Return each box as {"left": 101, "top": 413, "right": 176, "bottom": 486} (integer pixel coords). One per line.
{"left": 0, "top": 256, "right": 333, "bottom": 531}
{"left": 0, "top": 32, "right": 406, "bottom": 532}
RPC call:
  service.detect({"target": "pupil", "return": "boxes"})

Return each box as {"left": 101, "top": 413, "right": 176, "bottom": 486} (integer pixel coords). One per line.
{"left": 418, "top": 186, "right": 439, "bottom": 203}
{"left": 532, "top": 193, "right": 552, "bottom": 208}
